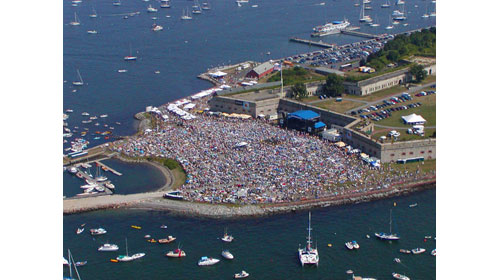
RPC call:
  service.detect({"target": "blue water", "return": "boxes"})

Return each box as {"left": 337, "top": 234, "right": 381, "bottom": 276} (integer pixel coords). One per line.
{"left": 63, "top": 188, "right": 436, "bottom": 279}
{"left": 64, "top": 0, "right": 436, "bottom": 149}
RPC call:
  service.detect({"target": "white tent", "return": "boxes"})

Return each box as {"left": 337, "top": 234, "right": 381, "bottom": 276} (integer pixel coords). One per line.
{"left": 209, "top": 71, "right": 227, "bottom": 78}
{"left": 402, "top": 113, "right": 426, "bottom": 125}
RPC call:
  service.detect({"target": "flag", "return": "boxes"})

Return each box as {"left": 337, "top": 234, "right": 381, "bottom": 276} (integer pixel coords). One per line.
{"left": 273, "top": 63, "right": 281, "bottom": 71}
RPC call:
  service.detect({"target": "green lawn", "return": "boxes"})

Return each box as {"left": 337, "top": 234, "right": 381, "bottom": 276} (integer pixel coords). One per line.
{"left": 372, "top": 128, "right": 436, "bottom": 142}
{"left": 384, "top": 159, "right": 436, "bottom": 174}
{"left": 315, "top": 99, "right": 365, "bottom": 113}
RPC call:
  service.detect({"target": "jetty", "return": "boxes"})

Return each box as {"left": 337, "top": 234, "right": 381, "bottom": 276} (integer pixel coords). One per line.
{"left": 96, "top": 161, "right": 122, "bottom": 176}
{"left": 289, "top": 37, "right": 336, "bottom": 49}
{"left": 340, "top": 29, "right": 381, "bottom": 39}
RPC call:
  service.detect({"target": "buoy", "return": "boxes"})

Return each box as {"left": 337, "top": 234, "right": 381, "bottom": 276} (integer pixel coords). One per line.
{"left": 327, "top": 244, "right": 332, "bottom": 247}
{"left": 394, "top": 202, "right": 397, "bottom": 207}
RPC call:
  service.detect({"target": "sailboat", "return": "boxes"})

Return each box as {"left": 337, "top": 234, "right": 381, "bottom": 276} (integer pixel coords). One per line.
{"left": 429, "top": 2, "right": 436, "bottom": 17}
{"left": 95, "top": 164, "right": 108, "bottom": 182}
{"left": 160, "top": 0, "right": 171, "bottom": 8}
{"left": 359, "top": 1, "right": 372, "bottom": 23}
{"left": 192, "top": 1, "right": 202, "bottom": 14}
{"left": 73, "top": 69, "right": 84, "bottom": 86}
{"left": 69, "top": 12, "right": 81, "bottom": 26}
{"left": 370, "top": 16, "right": 380, "bottom": 27}
{"left": 381, "top": 0, "right": 390, "bottom": 8}
{"left": 116, "top": 238, "right": 146, "bottom": 262}
{"left": 392, "top": 2, "right": 407, "bottom": 21}
{"left": 181, "top": 8, "right": 192, "bottom": 20}
{"left": 221, "top": 228, "right": 234, "bottom": 242}
{"left": 201, "top": 1, "right": 211, "bottom": 10}
{"left": 124, "top": 44, "right": 137, "bottom": 61}
{"left": 298, "top": 212, "right": 319, "bottom": 266}
{"left": 422, "top": 4, "right": 430, "bottom": 18}
{"left": 375, "top": 209, "right": 400, "bottom": 240}
{"left": 64, "top": 249, "right": 82, "bottom": 280}
{"left": 112, "top": 0, "right": 121, "bottom": 6}
{"left": 89, "top": 6, "right": 98, "bottom": 18}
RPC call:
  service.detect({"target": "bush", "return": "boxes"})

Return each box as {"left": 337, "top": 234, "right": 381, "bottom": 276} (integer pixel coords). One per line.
{"left": 163, "top": 158, "right": 180, "bottom": 170}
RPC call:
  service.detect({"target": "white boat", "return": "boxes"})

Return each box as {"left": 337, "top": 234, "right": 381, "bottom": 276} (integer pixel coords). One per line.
{"left": 161, "top": 0, "right": 171, "bottom": 8}
{"left": 117, "top": 238, "right": 145, "bottom": 261}
{"left": 221, "top": 228, "right": 234, "bottom": 242}
{"left": 76, "top": 227, "right": 84, "bottom": 234}
{"left": 381, "top": 0, "right": 390, "bottom": 8}
{"left": 198, "top": 256, "right": 220, "bottom": 266}
{"left": 100, "top": 114, "right": 108, "bottom": 118}
{"left": 90, "top": 228, "right": 107, "bottom": 235}
{"left": 98, "top": 243, "right": 119, "bottom": 251}
{"left": 353, "top": 241, "right": 360, "bottom": 249}
{"left": 152, "top": 24, "right": 164, "bottom": 31}
{"left": 202, "top": 2, "right": 211, "bottom": 10}
{"left": 69, "top": 12, "right": 81, "bottom": 26}
{"left": 181, "top": 8, "right": 192, "bottom": 20}
{"left": 311, "top": 19, "right": 350, "bottom": 37}
{"left": 411, "top": 248, "right": 426, "bottom": 254}
{"left": 69, "top": 167, "right": 78, "bottom": 173}
{"left": 385, "top": 25, "right": 394, "bottom": 30}
{"left": 298, "top": 212, "right": 319, "bottom": 266}
{"left": 370, "top": 16, "right": 380, "bottom": 27}
{"left": 166, "top": 248, "right": 186, "bottom": 258}
{"left": 73, "top": 69, "right": 84, "bottom": 86}
{"left": 113, "top": 0, "right": 121, "bottom": 6}
{"left": 345, "top": 242, "right": 354, "bottom": 250}
{"left": 87, "top": 30, "right": 98, "bottom": 34}
{"left": 90, "top": 6, "right": 98, "bottom": 18}
{"left": 251, "top": 4, "right": 258, "bottom": 8}
{"left": 359, "top": 2, "right": 372, "bottom": 23}
{"left": 82, "top": 112, "right": 90, "bottom": 116}
{"left": 431, "top": 249, "right": 436, "bottom": 256}
{"left": 375, "top": 209, "right": 400, "bottom": 240}
{"left": 160, "top": 225, "right": 168, "bottom": 229}
{"left": 147, "top": 4, "right": 158, "bottom": 12}
{"left": 221, "top": 250, "right": 234, "bottom": 260}
{"left": 63, "top": 257, "right": 69, "bottom": 266}
{"left": 105, "top": 182, "right": 115, "bottom": 190}
{"left": 237, "top": 1, "right": 242, "bottom": 7}
{"left": 409, "top": 203, "right": 418, "bottom": 208}
{"left": 394, "top": 258, "right": 401, "bottom": 263}
{"left": 234, "top": 270, "right": 249, "bottom": 279}
{"left": 399, "top": 249, "right": 411, "bottom": 254}
{"left": 392, "top": 272, "right": 410, "bottom": 280}
{"left": 118, "top": 69, "right": 128, "bottom": 73}
{"left": 124, "top": 44, "right": 137, "bottom": 61}
{"left": 392, "top": 3, "right": 407, "bottom": 21}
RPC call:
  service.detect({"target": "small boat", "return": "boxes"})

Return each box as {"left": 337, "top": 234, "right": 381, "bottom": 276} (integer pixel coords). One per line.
{"left": 89, "top": 6, "right": 98, "bottom": 17}
{"left": 75, "top": 261, "right": 87, "bottom": 267}
{"left": 110, "top": 259, "right": 118, "bottom": 263}
{"left": 166, "top": 248, "right": 186, "bottom": 258}
{"left": 90, "top": 228, "right": 107, "bottom": 235}
{"left": 73, "top": 69, "right": 84, "bottom": 86}
{"left": 411, "top": 248, "right": 426, "bottom": 255}
{"left": 181, "top": 8, "right": 192, "bottom": 20}
{"left": 147, "top": 5, "right": 158, "bottom": 12}
{"left": 113, "top": 0, "right": 121, "bottom": 6}
{"left": 345, "top": 242, "right": 354, "bottom": 250}
{"left": 431, "top": 249, "right": 436, "bottom": 256}
{"left": 117, "top": 238, "right": 145, "bottom": 262}
{"left": 409, "top": 203, "right": 418, "bottom": 207}
{"left": 366, "top": 234, "right": 370, "bottom": 238}
{"left": 221, "top": 228, "right": 234, "bottom": 243}
{"left": 63, "top": 257, "right": 69, "bottom": 266}
{"left": 160, "top": 225, "right": 168, "bottom": 229}
{"left": 202, "top": 2, "right": 211, "bottom": 10}
{"left": 100, "top": 114, "right": 108, "bottom": 118}
{"left": 144, "top": 235, "right": 151, "bottom": 239}
{"left": 161, "top": 0, "right": 171, "bottom": 8}
{"left": 375, "top": 209, "right": 400, "bottom": 241}
{"left": 234, "top": 270, "right": 249, "bottom": 279}
{"left": 394, "top": 258, "right": 401, "bottom": 263}
{"left": 87, "top": 30, "right": 98, "bottom": 34}
{"left": 346, "top": 270, "right": 354, "bottom": 274}
{"left": 399, "top": 249, "right": 411, "bottom": 254}
{"left": 158, "top": 235, "right": 176, "bottom": 243}
{"left": 154, "top": 70, "right": 160, "bottom": 74}
{"left": 353, "top": 241, "right": 360, "bottom": 249}
{"left": 76, "top": 228, "right": 84, "bottom": 234}
{"left": 66, "top": 109, "right": 74, "bottom": 113}
{"left": 152, "top": 24, "right": 164, "bottom": 31}
{"left": 118, "top": 69, "right": 128, "bottom": 73}
{"left": 69, "top": 12, "right": 81, "bottom": 26}
{"left": 124, "top": 44, "right": 137, "bottom": 61}
{"left": 98, "top": 243, "right": 119, "bottom": 251}
{"left": 147, "top": 239, "right": 157, "bottom": 243}
{"left": 198, "top": 256, "right": 220, "bottom": 266}
{"left": 164, "top": 191, "right": 183, "bottom": 200}
{"left": 221, "top": 250, "right": 234, "bottom": 260}
{"left": 82, "top": 112, "right": 90, "bottom": 116}
{"left": 392, "top": 272, "right": 410, "bottom": 280}
{"left": 251, "top": 4, "right": 258, "bottom": 8}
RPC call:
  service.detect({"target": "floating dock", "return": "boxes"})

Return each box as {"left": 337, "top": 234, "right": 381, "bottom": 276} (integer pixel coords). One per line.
{"left": 289, "top": 37, "right": 336, "bottom": 48}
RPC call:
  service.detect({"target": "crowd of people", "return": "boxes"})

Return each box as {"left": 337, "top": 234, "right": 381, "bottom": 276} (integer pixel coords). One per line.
{"left": 110, "top": 96, "right": 434, "bottom": 205}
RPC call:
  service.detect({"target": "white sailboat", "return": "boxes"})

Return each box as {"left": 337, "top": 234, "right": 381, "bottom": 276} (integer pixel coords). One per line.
{"left": 392, "top": 2, "right": 407, "bottom": 21}
{"left": 359, "top": 1, "right": 372, "bottom": 23}
{"left": 89, "top": 6, "right": 98, "bottom": 18}
{"left": 69, "top": 12, "right": 81, "bottom": 26}
{"left": 113, "top": 0, "right": 121, "bottom": 6}
{"left": 381, "top": 0, "right": 390, "bottom": 8}
{"left": 116, "top": 238, "right": 146, "bottom": 262}
{"left": 421, "top": 5, "right": 430, "bottom": 18}
{"left": 147, "top": 4, "right": 158, "bottom": 12}
{"left": 430, "top": 2, "right": 436, "bottom": 17}
{"left": 181, "top": 8, "right": 193, "bottom": 20}
{"left": 201, "top": 1, "right": 211, "bottom": 10}
{"left": 124, "top": 44, "right": 137, "bottom": 61}
{"left": 370, "top": 16, "right": 380, "bottom": 27}
{"left": 73, "top": 69, "right": 84, "bottom": 86}
{"left": 298, "top": 212, "right": 319, "bottom": 266}
{"left": 160, "top": 0, "right": 171, "bottom": 8}
{"left": 375, "top": 209, "right": 400, "bottom": 240}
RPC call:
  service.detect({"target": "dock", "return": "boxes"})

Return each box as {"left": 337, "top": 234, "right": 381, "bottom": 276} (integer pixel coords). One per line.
{"left": 289, "top": 37, "right": 336, "bottom": 49}
{"left": 96, "top": 161, "right": 122, "bottom": 176}
{"left": 74, "top": 167, "right": 114, "bottom": 195}
{"left": 340, "top": 28, "right": 381, "bottom": 39}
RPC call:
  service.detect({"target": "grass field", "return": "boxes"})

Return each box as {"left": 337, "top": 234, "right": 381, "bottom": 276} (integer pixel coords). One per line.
{"left": 384, "top": 159, "right": 436, "bottom": 174}
{"left": 375, "top": 94, "right": 436, "bottom": 127}
{"left": 314, "top": 99, "right": 365, "bottom": 113}
{"left": 372, "top": 128, "right": 436, "bottom": 142}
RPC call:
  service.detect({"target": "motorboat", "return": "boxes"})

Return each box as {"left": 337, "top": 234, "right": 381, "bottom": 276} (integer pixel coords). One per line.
{"left": 201, "top": 2, "right": 211, "bottom": 10}
{"left": 298, "top": 212, "right": 319, "bottom": 266}
{"left": 75, "top": 261, "right": 87, "bottom": 267}
{"left": 118, "top": 69, "right": 128, "bottom": 73}
{"left": 411, "top": 248, "right": 426, "bottom": 254}
{"left": 113, "top": 0, "right": 121, "bottom": 6}
{"left": 158, "top": 235, "right": 176, "bottom": 243}
{"left": 82, "top": 112, "right": 90, "bottom": 116}
{"left": 353, "top": 241, "right": 360, "bottom": 249}
{"left": 152, "top": 24, "right": 164, "bottom": 31}
{"left": 234, "top": 270, "right": 249, "bottom": 279}
{"left": 392, "top": 272, "right": 410, "bottom": 280}
{"left": 345, "top": 242, "right": 354, "bottom": 250}
{"left": 424, "top": 235, "right": 432, "bottom": 239}
{"left": 98, "top": 243, "right": 119, "bottom": 251}
{"left": 409, "top": 203, "right": 418, "bottom": 208}
{"left": 161, "top": 0, "right": 171, "bottom": 8}
{"left": 76, "top": 227, "right": 84, "bottom": 234}
{"left": 104, "top": 182, "right": 115, "bottom": 190}
{"left": 346, "top": 270, "right": 354, "bottom": 274}
{"left": 394, "top": 258, "right": 401, "bottom": 263}
{"left": 166, "top": 248, "right": 186, "bottom": 258}
{"left": 147, "top": 5, "right": 158, "bottom": 12}
{"left": 164, "top": 191, "right": 184, "bottom": 200}
{"left": 352, "top": 275, "right": 377, "bottom": 280}
{"left": 431, "top": 249, "right": 436, "bottom": 256}
{"left": 399, "top": 249, "right": 411, "bottom": 254}
{"left": 100, "top": 114, "right": 108, "bottom": 118}
{"left": 198, "top": 256, "right": 220, "bottom": 266}
{"left": 90, "top": 228, "right": 107, "bottom": 235}
{"left": 221, "top": 229, "right": 234, "bottom": 243}
{"left": 87, "top": 30, "right": 98, "bottom": 34}
{"left": 144, "top": 235, "right": 151, "bottom": 239}
{"left": 221, "top": 250, "right": 234, "bottom": 260}
{"left": 160, "top": 225, "right": 168, "bottom": 229}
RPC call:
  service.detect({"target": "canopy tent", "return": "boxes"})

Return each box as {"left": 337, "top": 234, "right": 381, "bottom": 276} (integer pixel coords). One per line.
{"left": 314, "top": 121, "right": 326, "bottom": 129}
{"left": 183, "top": 103, "right": 196, "bottom": 110}
{"left": 401, "top": 113, "right": 426, "bottom": 125}
{"left": 235, "top": 142, "right": 248, "bottom": 148}
{"left": 209, "top": 71, "right": 227, "bottom": 78}
{"left": 335, "top": 141, "right": 346, "bottom": 148}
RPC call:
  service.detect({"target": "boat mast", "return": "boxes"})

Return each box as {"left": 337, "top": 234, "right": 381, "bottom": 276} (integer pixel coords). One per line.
{"left": 360, "top": 1, "right": 365, "bottom": 19}
{"left": 68, "top": 249, "right": 72, "bottom": 278}
{"left": 70, "top": 251, "right": 82, "bottom": 280}
{"left": 307, "top": 212, "right": 312, "bottom": 250}
{"left": 389, "top": 209, "right": 392, "bottom": 234}
{"left": 77, "top": 69, "right": 83, "bottom": 83}
{"left": 125, "top": 238, "right": 129, "bottom": 256}
{"left": 280, "top": 64, "right": 283, "bottom": 97}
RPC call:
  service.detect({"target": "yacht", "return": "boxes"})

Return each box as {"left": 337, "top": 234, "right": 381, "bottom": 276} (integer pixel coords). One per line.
{"left": 392, "top": 273, "right": 410, "bottom": 280}
{"left": 124, "top": 44, "right": 137, "bottom": 61}
{"left": 69, "top": 12, "right": 81, "bottom": 26}
{"left": 181, "top": 8, "right": 192, "bottom": 20}
{"left": 345, "top": 241, "right": 354, "bottom": 250}
{"left": 113, "top": 0, "right": 121, "bottom": 6}
{"left": 158, "top": 235, "right": 176, "bottom": 243}
{"left": 375, "top": 209, "right": 400, "bottom": 240}
{"left": 359, "top": 2, "right": 372, "bottom": 23}
{"left": 411, "top": 248, "right": 426, "bottom": 254}
{"left": 98, "top": 243, "right": 119, "bottom": 251}
{"left": 202, "top": 2, "right": 211, "bottom": 10}
{"left": 394, "top": 258, "right": 401, "bottom": 263}
{"left": 152, "top": 24, "right": 164, "bottom": 31}
{"left": 298, "top": 212, "right": 319, "bottom": 266}
{"left": 198, "top": 256, "right": 220, "bottom": 266}
{"left": 87, "top": 30, "right": 98, "bottom": 34}
{"left": 381, "top": 0, "right": 390, "bottom": 8}
{"left": 311, "top": 19, "right": 350, "bottom": 37}
{"left": 221, "top": 250, "right": 234, "bottom": 260}
{"left": 166, "top": 248, "right": 186, "bottom": 258}
{"left": 234, "top": 271, "right": 249, "bottom": 279}
{"left": 90, "top": 228, "right": 107, "bottom": 235}
{"left": 221, "top": 228, "right": 234, "bottom": 242}
{"left": 160, "top": 0, "right": 171, "bottom": 8}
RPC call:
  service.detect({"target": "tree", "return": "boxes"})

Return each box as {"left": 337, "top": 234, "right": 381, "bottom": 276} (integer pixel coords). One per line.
{"left": 323, "top": 74, "right": 344, "bottom": 97}
{"left": 410, "top": 64, "right": 427, "bottom": 83}
{"left": 387, "top": 50, "right": 400, "bottom": 62}
{"left": 359, "top": 58, "right": 366, "bottom": 67}
{"left": 291, "top": 82, "right": 308, "bottom": 100}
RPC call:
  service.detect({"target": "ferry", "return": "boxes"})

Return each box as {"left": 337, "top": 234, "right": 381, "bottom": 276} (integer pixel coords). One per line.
{"left": 311, "top": 20, "right": 350, "bottom": 37}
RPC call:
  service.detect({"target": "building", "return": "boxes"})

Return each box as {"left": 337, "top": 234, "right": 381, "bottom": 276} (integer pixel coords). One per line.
{"left": 343, "top": 68, "right": 412, "bottom": 96}
{"left": 208, "top": 91, "right": 280, "bottom": 118}
{"left": 281, "top": 110, "right": 326, "bottom": 134}
{"left": 246, "top": 61, "right": 275, "bottom": 79}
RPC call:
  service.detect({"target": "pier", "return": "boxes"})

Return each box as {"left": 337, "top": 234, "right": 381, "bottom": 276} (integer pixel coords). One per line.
{"left": 96, "top": 161, "right": 122, "bottom": 176}
{"left": 289, "top": 37, "right": 336, "bottom": 49}
{"left": 340, "top": 29, "right": 382, "bottom": 39}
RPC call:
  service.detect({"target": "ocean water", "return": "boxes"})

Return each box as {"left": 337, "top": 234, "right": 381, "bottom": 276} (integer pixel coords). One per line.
{"left": 63, "top": 0, "right": 436, "bottom": 149}
{"left": 63, "top": 188, "right": 436, "bottom": 279}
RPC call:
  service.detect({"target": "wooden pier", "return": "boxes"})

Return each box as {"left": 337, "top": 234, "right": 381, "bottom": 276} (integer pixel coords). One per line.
{"left": 96, "top": 161, "right": 122, "bottom": 176}
{"left": 340, "top": 30, "right": 381, "bottom": 39}
{"left": 289, "top": 37, "right": 336, "bottom": 49}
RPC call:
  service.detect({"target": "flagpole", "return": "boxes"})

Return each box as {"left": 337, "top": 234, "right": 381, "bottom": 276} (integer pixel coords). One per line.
{"left": 280, "top": 63, "right": 283, "bottom": 97}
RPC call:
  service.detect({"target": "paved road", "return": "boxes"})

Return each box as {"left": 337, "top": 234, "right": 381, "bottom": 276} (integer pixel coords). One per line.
{"left": 374, "top": 124, "right": 436, "bottom": 129}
